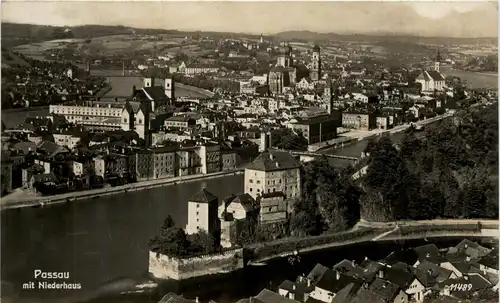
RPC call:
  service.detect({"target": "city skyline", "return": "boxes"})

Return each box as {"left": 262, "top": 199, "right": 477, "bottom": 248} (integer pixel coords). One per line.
{"left": 1, "top": 1, "right": 498, "bottom": 38}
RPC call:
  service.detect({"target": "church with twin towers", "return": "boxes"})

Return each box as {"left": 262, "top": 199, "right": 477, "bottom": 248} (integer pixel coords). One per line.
{"left": 267, "top": 43, "right": 322, "bottom": 95}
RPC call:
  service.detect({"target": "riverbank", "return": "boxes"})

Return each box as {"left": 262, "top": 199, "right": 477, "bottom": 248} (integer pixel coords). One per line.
{"left": 0, "top": 169, "right": 244, "bottom": 211}
{"left": 317, "top": 111, "right": 454, "bottom": 153}
{"left": 145, "top": 219, "right": 498, "bottom": 282}
{"left": 245, "top": 219, "right": 499, "bottom": 265}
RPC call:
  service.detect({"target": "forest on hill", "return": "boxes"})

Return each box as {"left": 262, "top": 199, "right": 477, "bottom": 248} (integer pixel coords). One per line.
{"left": 291, "top": 103, "right": 498, "bottom": 235}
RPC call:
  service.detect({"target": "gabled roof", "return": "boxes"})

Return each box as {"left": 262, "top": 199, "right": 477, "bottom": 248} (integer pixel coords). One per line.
{"left": 439, "top": 274, "right": 492, "bottom": 297}
{"left": 381, "top": 266, "right": 416, "bottom": 289}
{"left": 246, "top": 149, "right": 301, "bottom": 172}
{"left": 478, "top": 252, "right": 499, "bottom": 270}
{"left": 316, "top": 269, "right": 359, "bottom": 294}
{"left": 382, "top": 249, "right": 418, "bottom": 266}
{"left": 455, "top": 239, "right": 491, "bottom": 257}
{"left": 351, "top": 287, "right": 386, "bottom": 303}
{"left": 143, "top": 86, "right": 170, "bottom": 101}
{"left": 306, "top": 263, "right": 330, "bottom": 284}
{"left": 189, "top": 188, "right": 218, "bottom": 204}
{"left": 416, "top": 260, "right": 453, "bottom": 286}
{"left": 369, "top": 278, "right": 401, "bottom": 301}
{"left": 413, "top": 244, "right": 440, "bottom": 263}
{"left": 226, "top": 193, "right": 259, "bottom": 213}
{"left": 331, "top": 283, "right": 360, "bottom": 303}
{"left": 426, "top": 70, "right": 445, "bottom": 81}
{"left": 158, "top": 293, "right": 196, "bottom": 303}
{"left": 278, "top": 280, "right": 312, "bottom": 302}
{"left": 255, "top": 289, "right": 299, "bottom": 303}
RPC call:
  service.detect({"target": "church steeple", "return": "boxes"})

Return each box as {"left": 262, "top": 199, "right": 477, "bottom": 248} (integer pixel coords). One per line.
{"left": 434, "top": 48, "right": 441, "bottom": 72}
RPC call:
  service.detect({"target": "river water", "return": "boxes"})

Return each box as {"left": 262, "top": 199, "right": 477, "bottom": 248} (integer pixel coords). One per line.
{"left": 0, "top": 126, "right": 447, "bottom": 303}
{"left": 1, "top": 175, "right": 244, "bottom": 302}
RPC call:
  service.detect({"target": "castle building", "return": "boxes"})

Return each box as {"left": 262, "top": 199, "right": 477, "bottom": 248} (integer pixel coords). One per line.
{"left": 185, "top": 188, "right": 220, "bottom": 236}
{"left": 310, "top": 45, "right": 321, "bottom": 81}
{"left": 244, "top": 149, "right": 302, "bottom": 199}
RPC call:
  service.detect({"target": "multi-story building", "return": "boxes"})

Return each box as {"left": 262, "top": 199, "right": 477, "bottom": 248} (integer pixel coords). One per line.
{"left": 342, "top": 110, "right": 377, "bottom": 130}
{"left": 151, "top": 146, "right": 176, "bottom": 179}
{"left": 49, "top": 76, "right": 174, "bottom": 143}
{"left": 164, "top": 115, "right": 196, "bottom": 129}
{"left": 257, "top": 191, "right": 288, "bottom": 225}
{"left": 244, "top": 149, "right": 302, "bottom": 199}
{"left": 53, "top": 133, "right": 82, "bottom": 150}
{"left": 287, "top": 113, "right": 341, "bottom": 145}
{"left": 200, "top": 143, "right": 221, "bottom": 174}
{"left": 94, "top": 154, "right": 130, "bottom": 179}
{"left": 135, "top": 150, "right": 154, "bottom": 181}
{"left": 185, "top": 188, "right": 220, "bottom": 236}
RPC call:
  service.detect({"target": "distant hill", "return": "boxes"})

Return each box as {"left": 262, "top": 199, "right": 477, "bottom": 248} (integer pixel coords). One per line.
{"left": 274, "top": 30, "right": 497, "bottom": 46}
{"left": 1, "top": 47, "right": 29, "bottom": 67}
{"left": 1, "top": 23, "right": 178, "bottom": 47}
{"left": 1, "top": 22, "right": 496, "bottom": 50}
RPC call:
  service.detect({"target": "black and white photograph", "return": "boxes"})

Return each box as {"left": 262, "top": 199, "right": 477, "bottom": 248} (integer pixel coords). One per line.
{"left": 0, "top": 1, "right": 499, "bottom": 303}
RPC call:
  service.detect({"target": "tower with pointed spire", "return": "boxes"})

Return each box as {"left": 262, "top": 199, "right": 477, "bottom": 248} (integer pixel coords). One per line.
{"left": 435, "top": 48, "right": 441, "bottom": 72}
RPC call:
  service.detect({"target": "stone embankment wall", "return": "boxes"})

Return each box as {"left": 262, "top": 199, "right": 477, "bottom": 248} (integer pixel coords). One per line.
{"left": 149, "top": 248, "right": 244, "bottom": 280}
{"left": 1, "top": 169, "right": 244, "bottom": 211}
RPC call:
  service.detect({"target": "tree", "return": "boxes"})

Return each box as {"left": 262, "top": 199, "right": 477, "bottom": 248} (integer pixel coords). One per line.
{"left": 236, "top": 217, "right": 257, "bottom": 246}
{"left": 189, "top": 230, "right": 217, "bottom": 255}
{"left": 361, "top": 135, "right": 413, "bottom": 221}
{"left": 149, "top": 216, "right": 190, "bottom": 257}
{"left": 271, "top": 128, "right": 307, "bottom": 150}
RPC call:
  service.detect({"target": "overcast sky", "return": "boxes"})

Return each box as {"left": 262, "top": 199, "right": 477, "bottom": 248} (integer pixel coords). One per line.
{"left": 2, "top": 1, "right": 498, "bottom": 37}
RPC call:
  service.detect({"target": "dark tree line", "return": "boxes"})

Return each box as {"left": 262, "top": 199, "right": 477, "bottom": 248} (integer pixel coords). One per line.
{"left": 291, "top": 103, "right": 497, "bottom": 237}
{"left": 291, "top": 157, "right": 361, "bottom": 236}
{"left": 148, "top": 215, "right": 219, "bottom": 257}
{"left": 360, "top": 103, "right": 498, "bottom": 222}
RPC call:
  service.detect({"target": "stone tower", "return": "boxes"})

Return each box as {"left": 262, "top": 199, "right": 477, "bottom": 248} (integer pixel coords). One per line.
{"left": 311, "top": 45, "right": 321, "bottom": 81}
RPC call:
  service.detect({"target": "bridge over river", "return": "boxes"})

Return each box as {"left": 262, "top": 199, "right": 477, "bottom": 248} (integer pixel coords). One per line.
{"left": 245, "top": 219, "right": 499, "bottom": 265}
{"left": 290, "top": 150, "right": 360, "bottom": 164}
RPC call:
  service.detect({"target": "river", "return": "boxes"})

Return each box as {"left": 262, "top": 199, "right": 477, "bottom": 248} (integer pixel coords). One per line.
{"left": 0, "top": 117, "right": 480, "bottom": 303}
{"left": 1, "top": 175, "right": 244, "bottom": 303}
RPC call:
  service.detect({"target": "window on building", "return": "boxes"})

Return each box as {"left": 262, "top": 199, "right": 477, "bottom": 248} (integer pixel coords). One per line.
{"left": 197, "top": 204, "right": 200, "bottom": 208}
{"left": 249, "top": 179, "right": 253, "bottom": 183}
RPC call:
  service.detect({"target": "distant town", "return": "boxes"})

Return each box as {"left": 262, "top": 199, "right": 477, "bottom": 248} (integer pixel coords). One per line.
{"left": 1, "top": 26, "right": 498, "bottom": 203}
{"left": 0, "top": 21, "right": 498, "bottom": 303}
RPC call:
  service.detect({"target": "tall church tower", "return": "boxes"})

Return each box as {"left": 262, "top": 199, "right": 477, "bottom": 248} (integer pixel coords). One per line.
{"left": 311, "top": 45, "right": 321, "bottom": 81}
{"left": 164, "top": 78, "right": 175, "bottom": 102}
{"left": 434, "top": 48, "right": 441, "bottom": 72}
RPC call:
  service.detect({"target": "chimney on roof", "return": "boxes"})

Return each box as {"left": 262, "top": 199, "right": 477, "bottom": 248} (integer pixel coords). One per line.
{"left": 293, "top": 284, "right": 296, "bottom": 290}
{"left": 195, "top": 297, "right": 199, "bottom": 303}
{"left": 378, "top": 269, "right": 384, "bottom": 279}
{"left": 352, "top": 260, "right": 356, "bottom": 267}
{"left": 427, "top": 269, "right": 432, "bottom": 276}
{"left": 336, "top": 270, "right": 340, "bottom": 280}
